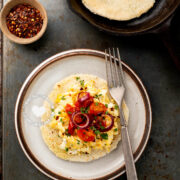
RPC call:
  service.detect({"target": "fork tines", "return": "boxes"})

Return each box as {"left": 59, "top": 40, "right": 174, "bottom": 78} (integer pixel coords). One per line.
{"left": 105, "top": 48, "right": 125, "bottom": 88}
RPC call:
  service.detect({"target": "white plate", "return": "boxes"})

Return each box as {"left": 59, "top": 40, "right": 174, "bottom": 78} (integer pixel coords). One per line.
{"left": 15, "top": 49, "right": 152, "bottom": 180}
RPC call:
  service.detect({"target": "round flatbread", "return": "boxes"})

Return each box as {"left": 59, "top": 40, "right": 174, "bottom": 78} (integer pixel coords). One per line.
{"left": 41, "top": 74, "right": 129, "bottom": 162}
{"left": 82, "top": 0, "right": 155, "bottom": 21}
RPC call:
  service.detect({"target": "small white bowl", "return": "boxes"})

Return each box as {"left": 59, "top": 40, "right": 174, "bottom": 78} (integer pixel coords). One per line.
{"left": 0, "top": 0, "right": 48, "bottom": 44}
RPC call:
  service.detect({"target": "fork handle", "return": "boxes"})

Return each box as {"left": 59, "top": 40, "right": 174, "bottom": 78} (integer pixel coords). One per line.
{"left": 121, "top": 126, "right": 138, "bottom": 180}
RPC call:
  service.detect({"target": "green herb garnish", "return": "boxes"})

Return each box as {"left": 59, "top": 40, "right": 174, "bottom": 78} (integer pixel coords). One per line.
{"left": 60, "top": 118, "right": 63, "bottom": 123}
{"left": 80, "top": 80, "right": 84, "bottom": 87}
{"left": 58, "top": 111, "right": 61, "bottom": 115}
{"left": 90, "top": 126, "right": 100, "bottom": 136}
{"left": 90, "top": 126, "right": 96, "bottom": 131}
{"left": 94, "top": 94, "right": 98, "bottom": 99}
{"left": 66, "top": 133, "right": 71, "bottom": 136}
{"left": 51, "top": 108, "right": 54, "bottom": 112}
{"left": 65, "top": 129, "right": 71, "bottom": 136}
{"left": 68, "top": 111, "right": 72, "bottom": 114}
{"left": 101, "top": 133, "right": 108, "bottom": 140}
{"left": 80, "top": 107, "right": 86, "bottom": 114}
{"left": 95, "top": 102, "right": 99, "bottom": 106}
{"left": 105, "top": 104, "right": 108, "bottom": 108}
{"left": 85, "top": 107, "right": 90, "bottom": 113}
{"left": 80, "top": 107, "right": 89, "bottom": 114}
{"left": 94, "top": 94, "right": 102, "bottom": 99}
{"left": 61, "top": 96, "right": 66, "bottom": 100}
{"left": 65, "top": 147, "right": 69, "bottom": 152}
{"left": 105, "top": 111, "right": 109, "bottom": 115}
{"left": 77, "top": 140, "right": 80, "bottom": 145}
{"left": 76, "top": 77, "right": 80, "bottom": 81}
{"left": 95, "top": 130, "right": 100, "bottom": 135}
{"left": 114, "top": 128, "right": 118, "bottom": 132}
{"left": 100, "top": 125, "right": 105, "bottom": 130}
{"left": 115, "top": 105, "right": 119, "bottom": 110}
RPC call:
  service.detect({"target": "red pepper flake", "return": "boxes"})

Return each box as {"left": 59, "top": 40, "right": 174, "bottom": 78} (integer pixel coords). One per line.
{"left": 6, "top": 4, "right": 43, "bottom": 38}
{"left": 56, "top": 116, "right": 59, "bottom": 120}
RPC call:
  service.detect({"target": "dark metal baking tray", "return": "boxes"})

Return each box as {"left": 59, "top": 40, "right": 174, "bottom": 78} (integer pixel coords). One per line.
{"left": 1, "top": 0, "right": 180, "bottom": 179}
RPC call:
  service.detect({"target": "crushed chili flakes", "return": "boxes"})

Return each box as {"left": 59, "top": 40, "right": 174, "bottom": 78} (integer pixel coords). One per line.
{"left": 6, "top": 4, "right": 43, "bottom": 38}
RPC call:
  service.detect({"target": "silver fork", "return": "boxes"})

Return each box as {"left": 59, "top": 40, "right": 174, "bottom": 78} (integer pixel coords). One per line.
{"left": 105, "top": 48, "right": 138, "bottom": 180}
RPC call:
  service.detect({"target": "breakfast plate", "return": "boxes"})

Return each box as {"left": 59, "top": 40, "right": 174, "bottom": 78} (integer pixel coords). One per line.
{"left": 15, "top": 49, "right": 152, "bottom": 180}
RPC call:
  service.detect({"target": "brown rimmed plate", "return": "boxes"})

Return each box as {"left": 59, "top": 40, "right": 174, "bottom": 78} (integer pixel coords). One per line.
{"left": 15, "top": 49, "right": 152, "bottom": 180}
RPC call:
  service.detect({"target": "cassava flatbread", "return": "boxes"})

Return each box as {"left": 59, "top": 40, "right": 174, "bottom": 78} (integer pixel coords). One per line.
{"left": 41, "top": 74, "right": 129, "bottom": 162}
{"left": 82, "top": 0, "right": 155, "bottom": 21}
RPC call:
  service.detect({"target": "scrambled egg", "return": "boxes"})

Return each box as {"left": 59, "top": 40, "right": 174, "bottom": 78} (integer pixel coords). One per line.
{"left": 48, "top": 76, "right": 119, "bottom": 155}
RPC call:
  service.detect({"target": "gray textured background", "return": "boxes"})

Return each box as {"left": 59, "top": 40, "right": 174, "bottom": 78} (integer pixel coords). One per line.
{"left": 1, "top": 0, "right": 180, "bottom": 179}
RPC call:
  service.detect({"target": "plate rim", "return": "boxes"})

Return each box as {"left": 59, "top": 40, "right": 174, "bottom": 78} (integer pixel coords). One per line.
{"left": 14, "top": 49, "right": 152, "bottom": 180}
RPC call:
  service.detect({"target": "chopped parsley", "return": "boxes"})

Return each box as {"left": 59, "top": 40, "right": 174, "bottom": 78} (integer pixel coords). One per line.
{"left": 114, "top": 128, "right": 118, "bottom": 132}
{"left": 95, "top": 130, "right": 100, "bottom": 135}
{"left": 95, "top": 102, "right": 99, "bottom": 106}
{"left": 65, "top": 129, "right": 71, "bottom": 136}
{"left": 68, "top": 111, "right": 72, "bottom": 114}
{"left": 65, "top": 147, "right": 69, "bottom": 152}
{"left": 105, "top": 111, "right": 109, "bottom": 115}
{"left": 90, "top": 126, "right": 95, "bottom": 130}
{"left": 80, "top": 107, "right": 86, "bottom": 113}
{"left": 80, "top": 80, "right": 84, "bottom": 87}
{"left": 115, "top": 105, "right": 119, "bottom": 110}
{"left": 51, "top": 108, "right": 54, "bottom": 112}
{"left": 76, "top": 77, "right": 80, "bottom": 81}
{"left": 66, "top": 133, "right": 71, "bottom": 136}
{"left": 94, "top": 94, "right": 98, "bottom": 99}
{"left": 105, "top": 104, "right": 108, "bottom": 108}
{"left": 100, "top": 125, "right": 105, "bottom": 130}
{"left": 60, "top": 118, "right": 63, "bottom": 123}
{"left": 101, "top": 133, "right": 108, "bottom": 140}
{"left": 80, "top": 107, "right": 89, "bottom": 114}
{"left": 86, "top": 107, "right": 90, "bottom": 113}
{"left": 58, "top": 111, "right": 61, "bottom": 115}
{"left": 61, "top": 96, "right": 66, "bottom": 100}
{"left": 94, "top": 94, "right": 102, "bottom": 99}
{"left": 77, "top": 140, "right": 80, "bottom": 145}
{"left": 90, "top": 126, "right": 100, "bottom": 136}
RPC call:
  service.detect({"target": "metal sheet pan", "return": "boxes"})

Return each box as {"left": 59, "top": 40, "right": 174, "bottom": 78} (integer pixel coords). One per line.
{"left": 1, "top": 0, "right": 180, "bottom": 179}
